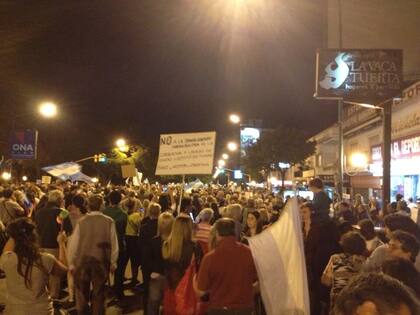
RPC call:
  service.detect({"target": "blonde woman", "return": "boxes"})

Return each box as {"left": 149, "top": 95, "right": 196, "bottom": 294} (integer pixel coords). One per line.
{"left": 162, "top": 216, "right": 203, "bottom": 314}
{"left": 148, "top": 213, "right": 174, "bottom": 315}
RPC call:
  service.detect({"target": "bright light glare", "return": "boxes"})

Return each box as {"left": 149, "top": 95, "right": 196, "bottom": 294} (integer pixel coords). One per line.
{"left": 227, "top": 142, "right": 238, "bottom": 151}
{"left": 218, "top": 159, "right": 226, "bottom": 167}
{"left": 350, "top": 152, "right": 368, "bottom": 168}
{"left": 229, "top": 114, "right": 241, "bottom": 124}
{"left": 1, "top": 172, "right": 11, "bottom": 181}
{"left": 269, "top": 177, "right": 278, "bottom": 185}
{"left": 39, "top": 102, "right": 58, "bottom": 118}
{"left": 116, "top": 138, "right": 126, "bottom": 148}
{"left": 222, "top": 153, "right": 229, "bottom": 160}
{"left": 91, "top": 177, "right": 99, "bottom": 183}
{"left": 22, "top": 176, "right": 28, "bottom": 182}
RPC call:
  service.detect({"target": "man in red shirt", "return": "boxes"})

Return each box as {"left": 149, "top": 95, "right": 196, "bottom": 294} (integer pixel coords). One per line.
{"left": 196, "top": 218, "right": 258, "bottom": 315}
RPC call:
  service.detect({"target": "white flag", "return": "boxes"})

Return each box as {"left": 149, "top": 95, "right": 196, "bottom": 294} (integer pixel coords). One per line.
{"left": 248, "top": 197, "right": 310, "bottom": 315}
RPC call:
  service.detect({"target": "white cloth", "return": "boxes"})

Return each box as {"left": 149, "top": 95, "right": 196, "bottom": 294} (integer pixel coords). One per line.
{"left": 248, "top": 197, "right": 310, "bottom": 315}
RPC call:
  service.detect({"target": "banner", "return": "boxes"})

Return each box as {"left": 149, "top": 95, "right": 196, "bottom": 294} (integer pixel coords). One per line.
{"left": 248, "top": 198, "right": 310, "bottom": 315}
{"left": 315, "top": 49, "right": 403, "bottom": 102}
{"left": 9, "top": 129, "right": 38, "bottom": 159}
{"left": 155, "top": 131, "right": 216, "bottom": 175}
{"left": 121, "top": 164, "right": 137, "bottom": 178}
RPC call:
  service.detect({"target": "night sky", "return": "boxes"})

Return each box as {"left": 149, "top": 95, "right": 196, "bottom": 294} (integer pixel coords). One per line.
{"left": 0, "top": 1, "right": 335, "bottom": 164}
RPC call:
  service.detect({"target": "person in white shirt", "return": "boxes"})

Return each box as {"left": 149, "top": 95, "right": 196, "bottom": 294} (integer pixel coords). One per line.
{"left": 67, "top": 194, "right": 118, "bottom": 315}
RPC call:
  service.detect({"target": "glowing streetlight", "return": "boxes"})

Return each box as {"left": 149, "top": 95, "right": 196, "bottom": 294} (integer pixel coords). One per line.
{"left": 1, "top": 172, "right": 11, "bottom": 181}
{"left": 222, "top": 153, "right": 229, "bottom": 160}
{"left": 229, "top": 114, "right": 241, "bottom": 124}
{"left": 350, "top": 152, "right": 368, "bottom": 168}
{"left": 22, "top": 175, "right": 28, "bottom": 182}
{"left": 116, "top": 138, "right": 126, "bottom": 148}
{"left": 91, "top": 177, "right": 99, "bottom": 183}
{"left": 218, "top": 159, "right": 226, "bottom": 167}
{"left": 39, "top": 102, "right": 58, "bottom": 118}
{"left": 227, "top": 142, "right": 238, "bottom": 152}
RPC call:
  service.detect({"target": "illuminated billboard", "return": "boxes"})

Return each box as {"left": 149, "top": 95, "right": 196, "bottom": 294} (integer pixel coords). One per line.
{"left": 240, "top": 127, "right": 260, "bottom": 157}
{"left": 315, "top": 49, "right": 402, "bottom": 102}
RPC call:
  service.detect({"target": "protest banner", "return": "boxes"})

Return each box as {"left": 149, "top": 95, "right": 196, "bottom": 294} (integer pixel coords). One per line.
{"left": 155, "top": 131, "right": 216, "bottom": 175}
{"left": 121, "top": 164, "right": 137, "bottom": 178}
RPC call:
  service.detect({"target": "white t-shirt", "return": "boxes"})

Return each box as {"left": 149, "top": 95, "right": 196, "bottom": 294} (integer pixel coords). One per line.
{"left": 0, "top": 251, "right": 55, "bottom": 315}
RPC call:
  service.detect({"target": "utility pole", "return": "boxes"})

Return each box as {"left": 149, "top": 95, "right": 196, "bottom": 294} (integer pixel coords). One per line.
{"left": 337, "top": 0, "right": 344, "bottom": 199}
{"left": 382, "top": 100, "right": 392, "bottom": 205}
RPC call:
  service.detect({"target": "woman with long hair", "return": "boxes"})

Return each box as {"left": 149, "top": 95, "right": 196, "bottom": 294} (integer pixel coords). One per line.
{"left": 0, "top": 218, "right": 67, "bottom": 315}
{"left": 148, "top": 212, "right": 175, "bottom": 315}
{"left": 162, "top": 215, "right": 203, "bottom": 315}
{"left": 241, "top": 211, "right": 263, "bottom": 245}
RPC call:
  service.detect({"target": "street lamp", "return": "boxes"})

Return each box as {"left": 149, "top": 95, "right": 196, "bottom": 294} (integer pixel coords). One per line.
{"left": 116, "top": 138, "right": 126, "bottom": 148}
{"left": 222, "top": 153, "right": 229, "bottom": 160}
{"left": 91, "top": 177, "right": 99, "bottom": 183}
{"left": 22, "top": 175, "right": 28, "bottom": 182}
{"left": 227, "top": 141, "right": 238, "bottom": 151}
{"left": 350, "top": 152, "right": 368, "bottom": 169}
{"left": 218, "top": 159, "right": 226, "bottom": 167}
{"left": 38, "top": 102, "right": 58, "bottom": 118}
{"left": 229, "top": 114, "right": 241, "bottom": 124}
{"left": 1, "top": 172, "right": 11, "bottom": 181}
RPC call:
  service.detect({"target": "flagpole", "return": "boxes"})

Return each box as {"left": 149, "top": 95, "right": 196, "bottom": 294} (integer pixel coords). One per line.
{"left": 178, "top": 174, "right": 185, "bottom": 213}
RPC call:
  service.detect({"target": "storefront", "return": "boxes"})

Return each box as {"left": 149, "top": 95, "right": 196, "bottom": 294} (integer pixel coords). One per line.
{"left": 370, "top": 133, "right": 420, "bottom": 200}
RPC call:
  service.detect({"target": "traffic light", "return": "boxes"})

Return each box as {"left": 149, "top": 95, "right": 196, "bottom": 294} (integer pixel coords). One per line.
{"left": 93, "top": 153, "right": 107, "bottom": 163}
{"left": 98, "top": 153, "right": 107, "bottom": 163}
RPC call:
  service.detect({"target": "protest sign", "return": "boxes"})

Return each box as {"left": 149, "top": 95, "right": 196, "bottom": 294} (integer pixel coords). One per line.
{"left": 121, "top": 164, "right": 137, "bottom": 178}
{"left": 155, "top": 131, "right": 216, "bottom": 175}
{"left": 42, "top": 176, "right": 52, "bottom": 184}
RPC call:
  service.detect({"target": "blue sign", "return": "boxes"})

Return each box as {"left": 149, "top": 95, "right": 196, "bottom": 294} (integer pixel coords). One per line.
{"left": 9, "top": 129, "right": 38, "bottom": 160}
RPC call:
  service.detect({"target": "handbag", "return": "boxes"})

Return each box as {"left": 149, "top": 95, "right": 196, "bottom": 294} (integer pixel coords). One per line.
{"left": 173, "top": 254, "right": 198, "bottom": 315}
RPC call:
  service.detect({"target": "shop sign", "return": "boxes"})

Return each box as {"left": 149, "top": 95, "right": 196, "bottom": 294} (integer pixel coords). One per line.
{"left": 315, "top": 49, "right": 403, "bottom": 102}
{"left": 393, "top": 81, "right": 420, "bottom": 107}
{"left": 371, "top": 133, "right": 420, "bottom": 161}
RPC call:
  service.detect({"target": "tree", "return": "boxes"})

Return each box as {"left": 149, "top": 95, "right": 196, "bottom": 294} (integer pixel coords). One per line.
{"left": 243, "top": 125, "right": 316, "bottom": 191}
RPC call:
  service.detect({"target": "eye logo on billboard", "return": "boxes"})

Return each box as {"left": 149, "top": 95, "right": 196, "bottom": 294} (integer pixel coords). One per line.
{"left": 9, "top": 129, "right": 38, "bottom": 160}
{"left": 319, "top": 53, "right": 349, "bottom": 90}
{"left": 315, "top": 49, "right": 403, "bottom": 102}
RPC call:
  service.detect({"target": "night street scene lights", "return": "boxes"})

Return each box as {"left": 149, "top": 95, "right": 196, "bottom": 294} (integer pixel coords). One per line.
{"left": 115, "top": 138, "right": 129, "bottom": 152}
{"left": 229, "top": 114, "right": 241, "bottom": 124}
{"left": 227, "top": 141, "right": 238, "bottom": 152}
{"left": 222, "top": 153, "right": 229, "bottom": 160}
{"left": 218, "top": 159, "right": 226, "bottom": 167}
{"left": 38, "top": 101, "right": 58, "bottom": 118}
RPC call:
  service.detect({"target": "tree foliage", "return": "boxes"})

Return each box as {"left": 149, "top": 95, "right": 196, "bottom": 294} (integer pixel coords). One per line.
{"left": 243, "top": 125, "right": 316, "bottom": 176}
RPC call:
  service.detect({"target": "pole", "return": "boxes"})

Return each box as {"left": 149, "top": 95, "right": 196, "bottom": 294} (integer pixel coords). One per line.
{"left": 338, "top": 99, "right": 344, "bottom": 198}
{"left": 337, "top": 0, "right": 344, "bottom": 199}
{"left": 382, "top": 101, "right": 392, "bottom": 206}
{"left": 178, "top": 174, "right": 185, "bottom": 213}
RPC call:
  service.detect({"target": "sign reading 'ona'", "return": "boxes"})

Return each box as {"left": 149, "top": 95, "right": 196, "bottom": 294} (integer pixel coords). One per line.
{"left": 155, "top": 131, "right": 216, "bottom": 175}
{"left": 9, "top": 129, "right": 38, "bottom": 160}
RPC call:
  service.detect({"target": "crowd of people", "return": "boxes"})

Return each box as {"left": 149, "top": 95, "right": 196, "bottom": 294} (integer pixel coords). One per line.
{"left": 0, "top": 177, "right": 418, "bottom": 315}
